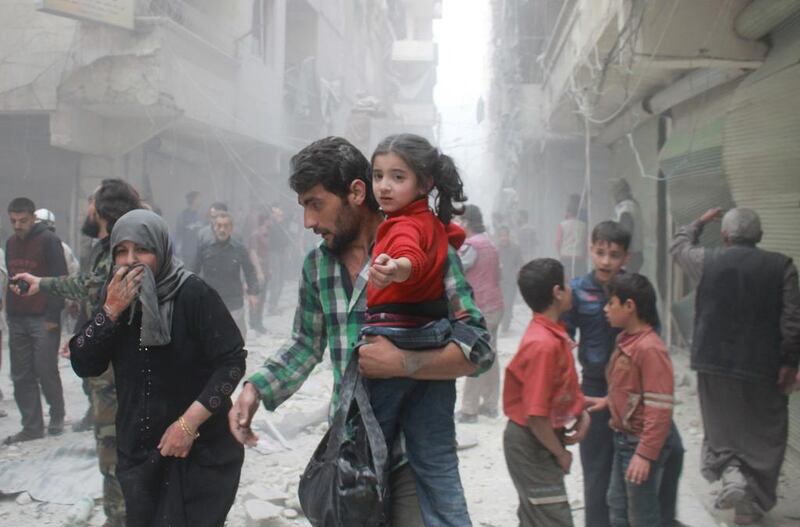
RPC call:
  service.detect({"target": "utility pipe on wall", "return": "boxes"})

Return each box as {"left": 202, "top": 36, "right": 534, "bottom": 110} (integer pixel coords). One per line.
{"left": 734, "top": 0, "right": 800, "bottom": 41}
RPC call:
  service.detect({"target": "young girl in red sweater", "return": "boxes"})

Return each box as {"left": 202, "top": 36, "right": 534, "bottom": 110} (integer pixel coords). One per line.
{"left": 360, "top": 133, "right": 473, "bottom": 526}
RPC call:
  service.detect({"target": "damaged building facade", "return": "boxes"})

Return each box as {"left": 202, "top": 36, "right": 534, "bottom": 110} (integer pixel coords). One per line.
{"left": 0, "top": 0, "right": 441, "bottom": 249}
{"left": 489, "top": 0, "right": 800, "bottom": 457}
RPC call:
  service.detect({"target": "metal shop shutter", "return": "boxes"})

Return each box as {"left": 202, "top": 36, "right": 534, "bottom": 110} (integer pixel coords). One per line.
{"left": 660, "top": 118, "right": 736, "bottom": 249}
{"left": 723, "top": 23, "right": 800, "bottom": 456}
{"left": 723, "top": 53, "right": 800, "bottom": 263}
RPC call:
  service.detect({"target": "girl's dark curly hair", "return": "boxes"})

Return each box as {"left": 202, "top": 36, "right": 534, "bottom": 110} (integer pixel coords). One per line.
{"left": 371, "top": 134, "right": 466, "bottom": 224}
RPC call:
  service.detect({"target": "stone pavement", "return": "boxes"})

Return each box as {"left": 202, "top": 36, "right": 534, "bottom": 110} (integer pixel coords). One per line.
{"left": 0, "top": 291, "right": 798, "bottom": 526}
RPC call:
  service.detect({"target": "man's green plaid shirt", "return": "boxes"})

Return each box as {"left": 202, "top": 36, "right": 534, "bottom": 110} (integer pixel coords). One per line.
{"left": 248, "top": 243, "right": 494, "bottom": 413}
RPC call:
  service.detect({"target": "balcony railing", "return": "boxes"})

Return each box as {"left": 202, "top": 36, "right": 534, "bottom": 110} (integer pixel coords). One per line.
{"left": 142, "top": 0, "right": 237, "bottom": 58}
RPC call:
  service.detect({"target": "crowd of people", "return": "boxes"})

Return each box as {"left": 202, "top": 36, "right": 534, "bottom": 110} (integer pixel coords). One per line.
{"left": 0, "top": 133, "right": 797, "bottom": 527}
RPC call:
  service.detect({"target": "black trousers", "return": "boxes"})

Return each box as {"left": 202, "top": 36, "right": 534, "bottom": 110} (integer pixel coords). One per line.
{"left": 580, "top": 379, "right": 614, "bottom": 527}
{"left": 8, "top": 316, "right": 64, "bottom": 434}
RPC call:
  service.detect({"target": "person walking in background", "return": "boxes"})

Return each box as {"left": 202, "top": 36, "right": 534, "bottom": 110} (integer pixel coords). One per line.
{"left": 267, "top": 202, "right": 289, "bottom": 314}
{"left": 515, "top": 209, "right": 539, "bottom": 262}
{"left": 248, "top": 212, "right": 271, "bottom": 335}
{"left": 195, "top": 201, "right": 229, "bottom": 255}
{"left": 611, "top": 179, "right": 644, "bottom": 273}
{"left": 671, "top": 207, "right": 800, "bottom": 525}
{"left": 194, "top": 211, "right": 259, "bottom": 337}
{"left": 497, "top": 224, "right": 523, "bottom": 334}
{"left": 503, "top": 258, "right": 590, "bottom": 526}
{"left": 175, "top": 190, "right": 203, "bottom": 266}
{"left": 34, "top": 209, "right": 80, "bottom": 334}
{"left": 556, "top": 194, "right": 587, "bottom": 280}
{"left": 4, "top": 197, "right": 67, "bottom": 444}
{"left": 35, "top": 209, "right": 79, "bottom": 278}
{"left": 457, "top": 204, "right": 505, "bottom": 423}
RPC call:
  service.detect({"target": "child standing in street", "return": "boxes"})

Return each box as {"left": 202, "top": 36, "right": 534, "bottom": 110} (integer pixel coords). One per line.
{"left": 563, "top": 221, "right": 683, "bottom": 527}
{"left": 503, "top": 258, "right": 590, "bottom": 526}
{"left": 361, "top": 133, "right": 471, "bottom": 526}
{"left": 562, "top": 220, "right": 632, "bottom": 527}
{"left": 586, "top": 273, "right": 677, "bottom": 527}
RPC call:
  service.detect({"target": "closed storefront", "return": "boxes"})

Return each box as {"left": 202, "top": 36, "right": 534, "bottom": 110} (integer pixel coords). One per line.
{"left": 659, "top": 83, "right": 738, "bottom": 345}
{"left": 723, "top": 18, "right": 800, "bottom": 456}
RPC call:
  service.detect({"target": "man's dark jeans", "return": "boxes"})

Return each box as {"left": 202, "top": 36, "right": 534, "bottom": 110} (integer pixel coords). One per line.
{"left": 607, "top": 428, "right": 675, "bottom": 527}
{"left": 581, "top": 379, "right": 684, "bottom": 527}
{"left": 8, "top": 316, "right": 64, "bottom": 434}
{"left": 580, "top": 378, "right": 614, "bottom": 527}
{"left": 659, "top": 422, "right": 684, "bottom": 523}
{"left": 361, "top": 319, "right": 471, "bottom": 527}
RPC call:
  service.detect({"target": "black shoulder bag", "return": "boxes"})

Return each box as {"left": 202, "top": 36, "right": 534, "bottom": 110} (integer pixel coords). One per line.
{"left": 298, "top": 356, "right": 388, "bottom": 526}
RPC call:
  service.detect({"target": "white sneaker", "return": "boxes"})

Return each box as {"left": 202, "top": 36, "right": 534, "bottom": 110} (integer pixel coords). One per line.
{"left": 716, "top": 466, "right": 747, "bottom": 510}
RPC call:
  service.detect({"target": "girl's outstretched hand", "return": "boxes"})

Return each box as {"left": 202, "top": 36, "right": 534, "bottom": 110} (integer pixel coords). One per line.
{"left": 369, "top": 253, "right": 399, "bottom": 289}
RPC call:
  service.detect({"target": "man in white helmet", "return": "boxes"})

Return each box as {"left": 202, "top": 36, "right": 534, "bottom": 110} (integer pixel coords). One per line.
{"left": 34, "top": 209, "right": 79, "bottom": 277}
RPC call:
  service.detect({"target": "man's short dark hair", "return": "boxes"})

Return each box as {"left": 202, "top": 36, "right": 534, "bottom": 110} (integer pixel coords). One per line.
{"left": 608, "top": 273, "right": 659, "bottom": 327}
{"left": 209, "top": 201, "right": 228, "bottom": 212}
{"left": 517, "top": 258, "right": 565, "bottom": 312}
{"left": 186, "top": 191, "right": 199, "bottom": 205}
{"left": 95, "top": 179, "right": 142, "bottom": 232}
{"left": 8, "top": 197, "right": 35, "bottom": 214}
{"left": 289, "top": 136, "right": 378, "bottom": 211}
{"left": 591, "top": 221, "right": 631, "bottom": 251}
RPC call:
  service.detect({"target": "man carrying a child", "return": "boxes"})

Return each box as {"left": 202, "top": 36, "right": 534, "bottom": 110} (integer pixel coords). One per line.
{"left": 228, "top": 136, "right": 493, "bottom": 526}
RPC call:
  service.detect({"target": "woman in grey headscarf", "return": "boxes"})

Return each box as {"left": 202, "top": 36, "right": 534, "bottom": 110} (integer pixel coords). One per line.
{"left": 70, "top": 209, "right": 247, "bottom": 527}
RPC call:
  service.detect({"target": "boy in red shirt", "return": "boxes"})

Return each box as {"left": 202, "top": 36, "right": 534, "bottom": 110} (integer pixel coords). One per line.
{"left": 587, "top": 273, "right": 677, "bottom": 527}
{"left": 503, "top": 258, "right": 590, "bottom": 526}
{"left": 360, "top": 133, "right": 472, "bottom": 525}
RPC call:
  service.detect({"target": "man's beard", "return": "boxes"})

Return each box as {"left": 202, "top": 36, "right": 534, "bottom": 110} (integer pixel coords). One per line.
{"left": 327, "top": 206, "right": 361, "bottom": 254}
{"left": 81, "top": 216, "right": 100, "bottom": 238}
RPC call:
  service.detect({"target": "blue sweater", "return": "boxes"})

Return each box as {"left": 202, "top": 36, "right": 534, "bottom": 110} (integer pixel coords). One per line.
{"left": 562, "top": 272, "right": 620, "bottom": 383}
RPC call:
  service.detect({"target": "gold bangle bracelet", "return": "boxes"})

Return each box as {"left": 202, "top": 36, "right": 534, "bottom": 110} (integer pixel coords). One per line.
{"left": 178, "top": 416, "right": 199, "bottom": 439}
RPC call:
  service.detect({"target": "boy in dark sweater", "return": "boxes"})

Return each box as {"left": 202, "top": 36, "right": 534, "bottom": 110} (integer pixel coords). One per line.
{"left": 563, "top": 221, "right": 684, "bottom": 527}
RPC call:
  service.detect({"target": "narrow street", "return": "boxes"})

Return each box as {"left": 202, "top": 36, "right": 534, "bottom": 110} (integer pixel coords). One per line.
{"left": 1, "top": 292, "right": 797, "bottom": 526}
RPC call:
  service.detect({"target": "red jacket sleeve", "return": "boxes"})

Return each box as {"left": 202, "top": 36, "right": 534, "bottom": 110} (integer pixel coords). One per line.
{"left": 635, "top": 347, "right": 674, "bottom": 460}
{"left": 378, "top": 220, "right": 429, "bottom": 284}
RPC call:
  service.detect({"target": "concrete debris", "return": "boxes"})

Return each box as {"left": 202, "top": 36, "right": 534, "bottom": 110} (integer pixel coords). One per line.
{"left": 63, "top": 496, "right": 93, "bottom": 526}
{"left": 244, "top": 485, "right": 288, "bottom": 506}
{"left": 271, "top": 403, "right": 329, "bottom": 440}
{"left": 456, "top": 429, "right": 479, "bottom": 450}
{"left": 244, "top": 500, "right": 283, "bottom": 527}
